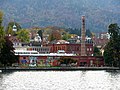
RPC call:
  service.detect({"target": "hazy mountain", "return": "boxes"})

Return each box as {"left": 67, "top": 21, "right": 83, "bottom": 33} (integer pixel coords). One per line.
{"left": 0, "top": 0, "right": 120, "bottom": 33}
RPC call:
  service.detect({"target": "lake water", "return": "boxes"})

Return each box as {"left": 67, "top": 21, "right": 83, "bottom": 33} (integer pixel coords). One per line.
{"left": 0, "top": 70, "right": 120, "bottom": 90}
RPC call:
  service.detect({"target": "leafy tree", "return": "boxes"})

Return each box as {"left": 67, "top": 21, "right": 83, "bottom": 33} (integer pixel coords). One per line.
{"left": 38, "top": 30, "right": 43, "bottom": 40}
{"left": 86, "top": 29, "right": 92, "bottom": 37}
{"left": 0, "top": 10, "right": 3, "bottom": 26}
{"left": 62, "top": 32, "right": 71, "bottom": 40}
{"left": 93, "top": 46, "right": 101, "bottom": 56}
{"left": 65, "top": 28, "right": 92, "bottom": 37}
{"left": 104, "top": 42, "right": 114, "bottom": 66}
{"left": 0, "top": 10, "right": 18, "bottom": 67}
{"left": 6, "top": 22, "right": 22, "bottom": 35}
{"left": 0, "top": 26, "right": 5, "bottom": 51}
{"left": 0, "top": 36, "right": 17, "bottom": 66}
{"left": 16, "top": 29, "right": 30, "bottom": 43}
{"left": 65, "top": 28, "right": 80, "bottom": 36}
{"left": 49, "top": 30, "right": 61, "bottom": 41}
{"left": 6, "top": 26, "right": 14, "bottom": 36}
{"left": 0, "top": 11, "right": 5, "bottom": 53}
{"left": 104, "top": 23, "right": 120, "bottom": 67}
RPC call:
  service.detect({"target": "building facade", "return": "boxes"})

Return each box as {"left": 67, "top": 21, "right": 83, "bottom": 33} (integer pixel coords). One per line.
{"left": 47, "top": 43, "right": 93, "bottom": 56}
{"left": 18, "top": 55, "right": 104, "bottom": 67}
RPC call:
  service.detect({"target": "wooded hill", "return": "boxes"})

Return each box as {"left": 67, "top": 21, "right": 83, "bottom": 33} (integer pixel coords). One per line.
{"left": 0, "top": 0, "right": 120, "bottom": 33}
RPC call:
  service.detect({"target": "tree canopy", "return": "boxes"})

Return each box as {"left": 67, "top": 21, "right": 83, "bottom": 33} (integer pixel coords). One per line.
{"left": 0, "top": 26, "right": 5, "bottom": 50}
{"left": 49, "top": 30, "right": 61, "bottom": 41}
{"left": 0, "top": 10, "right": 3, "bottom": 26}
{"left": 62, "top": 32, "right": 71, "bottom": 40}
{"left": 37, "top": 30, "right": 43, "bottom": 40}
{"left": 104, "top": 23, "right": 120, "bottom": 67}
{"left": 0, "top": 11, "right": 5, "bottom": 52}
{"left": 6, "top": 21, "right": 22, "bottom": 36}
{"left": 93, "top": 46, "right": 101, "bottom": 56}
{"left": 65, "top": 28, "right": 92, "bottom": 37}
{"left": 0, "top": 10, "right": 18, "bottom": 66}
{"left": 0, "top": 36, "right": 17, "bottom": 66}
{"left": 16, "top": 29, "right": 30, "bottom": 43}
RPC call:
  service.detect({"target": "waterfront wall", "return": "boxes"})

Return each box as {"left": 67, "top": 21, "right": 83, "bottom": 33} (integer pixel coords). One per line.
{"left": 18, "top": 55, "right": 104, "bottom": 67}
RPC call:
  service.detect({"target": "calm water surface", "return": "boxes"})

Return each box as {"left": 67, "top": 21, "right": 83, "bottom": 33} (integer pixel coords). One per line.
{"left": 0, "top": 71, "right": 120, "bottom": 90}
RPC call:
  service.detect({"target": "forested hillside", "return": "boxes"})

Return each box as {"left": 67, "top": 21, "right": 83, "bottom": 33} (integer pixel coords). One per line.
{"left": 0, "top": 0, "right": 120, "bottom": 33}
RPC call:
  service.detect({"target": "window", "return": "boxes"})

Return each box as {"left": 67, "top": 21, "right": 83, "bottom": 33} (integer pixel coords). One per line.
{"left": 87, "top": 48, "right": 89, "bottom": 51}
{"left": 90, "top": 48, "right": 92, "bottom": 51}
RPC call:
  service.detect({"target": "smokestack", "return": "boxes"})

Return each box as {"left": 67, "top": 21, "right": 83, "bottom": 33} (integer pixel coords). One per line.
{"left": 81, "top": 16, "right": 86, "bottom": 56}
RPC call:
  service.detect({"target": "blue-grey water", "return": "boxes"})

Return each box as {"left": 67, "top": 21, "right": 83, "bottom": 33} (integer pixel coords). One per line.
{"left": 0, "top": 71, "right": 120, "bottom": 90}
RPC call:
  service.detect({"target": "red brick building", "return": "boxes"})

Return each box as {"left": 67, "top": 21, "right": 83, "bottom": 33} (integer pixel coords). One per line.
{"left": 47, "top": 43, "right": 93, "bottom": 56}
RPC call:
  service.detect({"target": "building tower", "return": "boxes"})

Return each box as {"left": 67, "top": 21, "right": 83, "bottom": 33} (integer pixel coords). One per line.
{"left": 13, "top": 23, "right": 17, "bottom": 32}
{"left": 81, "top": 16, "right": 86, "bottom": 56}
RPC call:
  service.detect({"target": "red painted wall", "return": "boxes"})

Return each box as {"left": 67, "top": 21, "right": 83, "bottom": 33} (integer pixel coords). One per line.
{"left": 18, "top": 55, "right": 104, "bottom": 67}
{"left": 47, "top": 44, "right": 94, "bottom": 56}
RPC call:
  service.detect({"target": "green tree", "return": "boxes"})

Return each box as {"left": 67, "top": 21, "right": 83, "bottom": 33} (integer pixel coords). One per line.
{"left": 104, "top": 23, "right": 120, "bottom": 67}
{"left": 6, "top": 21, "right": 22, "bottom": 35}
{"left": 93, "top": 46, "right": 101, "bottom": 56}
{"left": 0, "top": 26, "right": 5, "bottom": 51}
{"left": 38, "top": 30, "right": 43, "bottom": 40}
{"left": 17, "top": 29, "right": 30, "bottom": 43}
{"left": 65, "top": 28, "right": 92, "bottom": 37}
{"left": 0, "top": 36, "right": 17, "bottom": 66}
{"left": 0, "top": 10, "right": 3, "bottom": 26}
{"left": 86, "top": 29, "right": 92, "bottom": 37}
{"left": 62, "top": 32, "right": 71, "bottom": 40}
{"left": 0, "top": 11, "right": 5, "bottom": 53}
{"left": 6, "top": 26, "right": 14, "bottom": 35}
{"left": 104, "top": 42, "right": 114, "bottom": 66}
{"left": 49, "top": 30, "right": 61, "bottom": 41}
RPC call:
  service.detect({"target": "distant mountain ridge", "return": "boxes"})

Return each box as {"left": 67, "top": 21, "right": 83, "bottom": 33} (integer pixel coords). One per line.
{"left": 0, "top": 0, "right": 120, "bottom": 33}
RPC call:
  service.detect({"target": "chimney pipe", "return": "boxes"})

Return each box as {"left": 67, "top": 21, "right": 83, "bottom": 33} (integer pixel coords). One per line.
{"left": 81, "top": 16, "right": 86, "bottom": 56}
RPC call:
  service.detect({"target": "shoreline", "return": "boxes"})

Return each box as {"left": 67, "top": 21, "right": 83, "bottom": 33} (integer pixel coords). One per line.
{"left": 0, "top": 67, "right": 120, "bottom": 72}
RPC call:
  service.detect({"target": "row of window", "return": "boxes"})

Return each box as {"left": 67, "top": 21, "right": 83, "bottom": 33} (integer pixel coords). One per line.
{"left": 31, "top": 48, "right": 50, "bottom": 52}
{"left": 51, "top": 46, "right": 93, "bottom": 52}
{"left": 87, "top": 48, "right": 92, "bottom": 51}
{"left": 13, "top": 43, "right": 21, "bottom": 46}
{"left": 15, "top": 52, "right": 38, "bottom": 54}
{"left": 67, "top": 46, "right": 80, "bottom": 51}
{"left": 54, "top": 46, "right": 66, "bottom": 51}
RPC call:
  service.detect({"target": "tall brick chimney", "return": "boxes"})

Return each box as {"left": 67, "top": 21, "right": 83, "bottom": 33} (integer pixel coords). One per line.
{"left": 81, "top": 16, "right": 86, "bottom": 56}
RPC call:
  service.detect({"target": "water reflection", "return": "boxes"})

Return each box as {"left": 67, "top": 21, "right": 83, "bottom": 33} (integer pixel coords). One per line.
{"left": 0, "top": 71, "right": 120, "bottom": 90}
